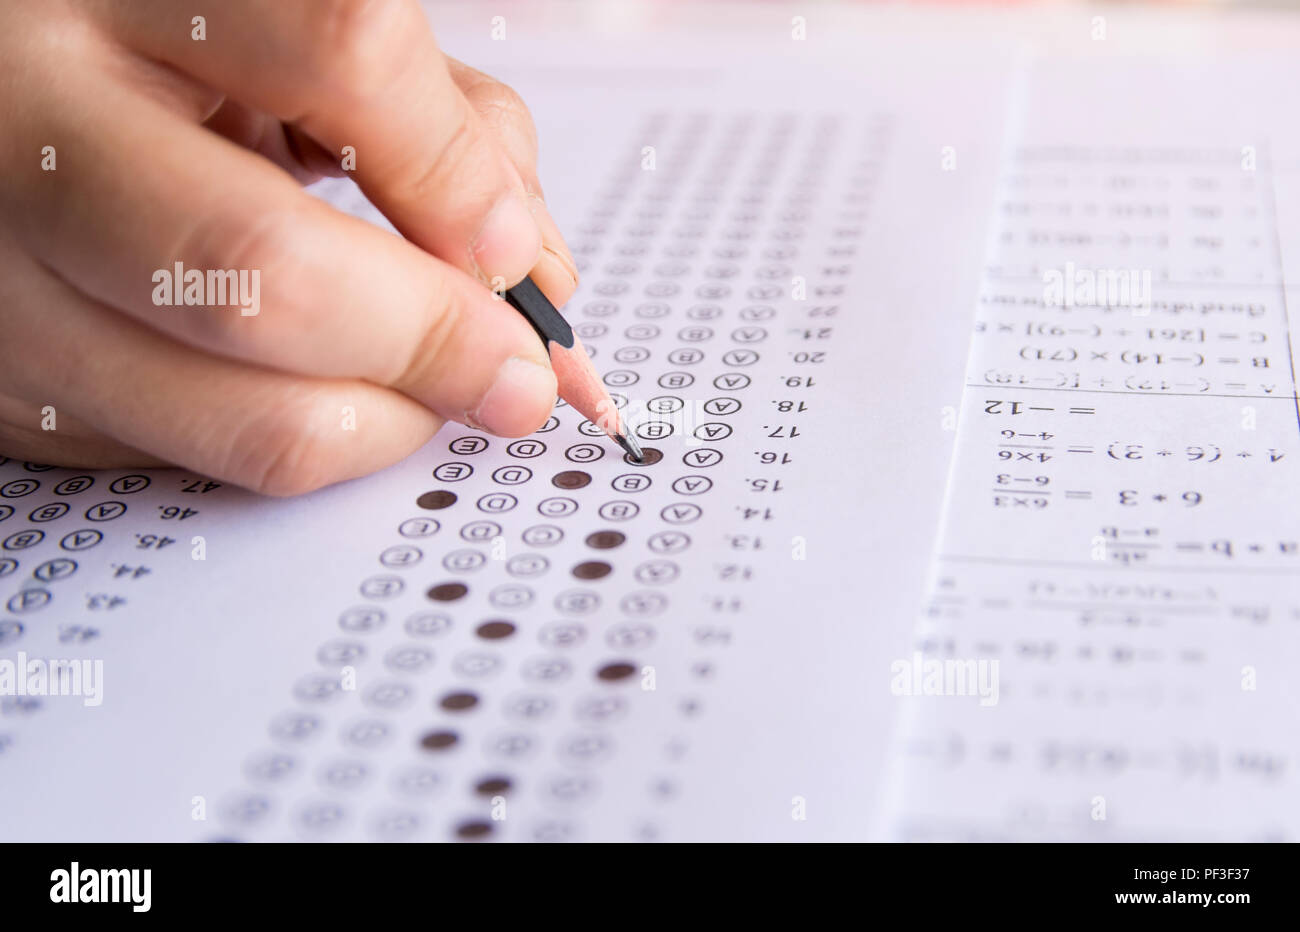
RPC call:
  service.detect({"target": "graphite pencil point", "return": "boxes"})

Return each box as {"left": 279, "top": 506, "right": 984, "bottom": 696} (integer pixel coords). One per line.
{"left": 505, "top": 275, "right": 635, "bottom": 460}
{"left": 614, "top": 431, "right": 644, "bottom": 463}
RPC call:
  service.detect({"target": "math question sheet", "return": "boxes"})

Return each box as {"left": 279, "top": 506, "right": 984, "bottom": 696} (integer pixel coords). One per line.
{"left": 886, "top": 55, "right": 1300, "bottom": 841}
{"left": 0, "top": 29, "right": 1013, "bottom": 841}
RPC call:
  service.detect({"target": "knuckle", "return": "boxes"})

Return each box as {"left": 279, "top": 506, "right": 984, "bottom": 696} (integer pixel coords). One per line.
{"left": 221, "top": 390, "right": 337, "bottom": 497}
{"left": 394, "top": 102, "right": 485, "bottom": 203}
{"left": 306, "top": 0, "right": 419, "bottom": 100}
{"left": 172, "top": 206, "right": 303, "bottom": 359}
{"left": 463, "top": 77, "right": 538, "bottom": 164}
{"left": 391, "top": 280, "right": 467, "bottom": 390}
{"left": 252, "top": 440, "right": 328, "bottom": 497}
{"left": 213, "top": 205, "right": 300, "bottom": 280}
{"left": 475, "top": 79, "right": 529, "bottom": 127}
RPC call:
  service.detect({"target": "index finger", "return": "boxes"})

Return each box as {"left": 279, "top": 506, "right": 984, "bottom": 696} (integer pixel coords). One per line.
{"left": 97, "top": 0, "right": 545, "bottom": 289}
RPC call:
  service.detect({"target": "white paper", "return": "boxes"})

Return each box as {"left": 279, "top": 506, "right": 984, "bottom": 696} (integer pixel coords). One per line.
{"left": 0, "top": 31, "right": 1012, "bottom": 841}
{"left": 887, "top": 56, "right": 1300, "bottom": 842}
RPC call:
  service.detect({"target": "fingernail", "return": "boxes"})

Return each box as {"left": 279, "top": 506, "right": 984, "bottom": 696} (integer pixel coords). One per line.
{"left": 470, "top": 356, "right": 557, "bottom": 436}
{"left": 471, "top": 191, "right": 543, "bottom": 288}
{"left": 529, "top": 251, "right": 580, "bottom": 309}
{"left": 528, "top": 195, "right": 580, "bottom": 285}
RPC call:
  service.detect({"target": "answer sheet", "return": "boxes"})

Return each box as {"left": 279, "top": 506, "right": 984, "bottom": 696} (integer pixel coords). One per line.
{"left": 0, "top": 30, "right": 1012, "bottom": 841}
{"left": 4, "top": 9, "right": 1298, "bottom": 844}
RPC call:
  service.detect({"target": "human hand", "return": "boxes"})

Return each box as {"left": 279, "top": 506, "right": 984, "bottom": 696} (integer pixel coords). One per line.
{"left": 0, "top": 0, "right": 577, "bottom": 494}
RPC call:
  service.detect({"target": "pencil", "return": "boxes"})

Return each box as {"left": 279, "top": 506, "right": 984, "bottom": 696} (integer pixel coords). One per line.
{"left": 503, "top": 276, "right": 643, "bottom": 462}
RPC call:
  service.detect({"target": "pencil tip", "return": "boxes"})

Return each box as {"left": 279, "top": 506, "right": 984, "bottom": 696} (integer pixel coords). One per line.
{"left": 614, "top": 431, "right": 644, "bottom": 463}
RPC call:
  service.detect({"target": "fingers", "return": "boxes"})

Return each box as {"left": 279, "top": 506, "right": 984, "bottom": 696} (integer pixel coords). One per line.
{"left": 97, "top": 0, "right": 543, "bottom": 289}
{"left": 3, "top": 79, "right": 556, "bottom": 437}
{"left": 202, "top": 99, "right": 344, "bottom": 185}
{"left": 0, "top": 243, "right": 442, "bottom": 496}
{"left": 0, "top": 392, "right": 168, "bottom": 470}
{"left": 445, "top": 56, "right": 579, "bottom": 307}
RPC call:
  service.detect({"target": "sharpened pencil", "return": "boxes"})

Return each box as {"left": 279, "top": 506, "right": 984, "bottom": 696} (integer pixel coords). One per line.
{"left": 503, "top": 276, "right": 643, "bottom": 462}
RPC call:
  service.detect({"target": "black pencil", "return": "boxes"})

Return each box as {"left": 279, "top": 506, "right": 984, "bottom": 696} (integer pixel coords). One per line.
{"left": 504, "top": 276, "right": 643, "bottom": 462}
